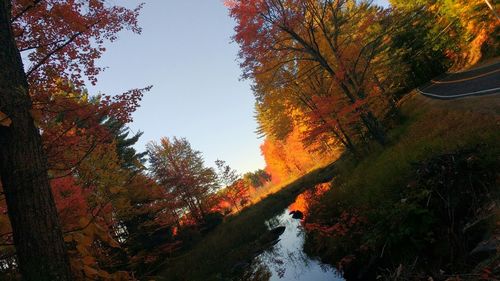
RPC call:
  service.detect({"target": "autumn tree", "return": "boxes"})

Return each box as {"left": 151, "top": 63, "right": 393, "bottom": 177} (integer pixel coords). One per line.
{"left": 8, "top": 0, "right": 147, "bottom": 178}
{"left": 148, "top": 137, "right": 219, "bottom": 224}
{"left": 260, "top": 123, "right": 335, "bottom": 185}
{"left": 0, "top": 0, "right": 147, "bottom": 279}
{"left": 0, "top": 82, "right": 152, "bottom": 279}
{"left": 214, "top": 161, "right": 270, "bottom": 212}
{"left": 33, "top": 83, "right": 148, "bottom": 279}
{"left": 221, "top": 179, "right": 251, "bottom": 211}
{"left": 243, "top": 169, "right": 271, "bottom": 188}
{"left": 215, "top": 159, "right": 239, "bottom": 188}
{"left": 390, "top": 0, "right": 499, "bottom": 67}
{"left": 11, "top": 0, "right": 143, "bottom": 90}
{"left": 0, "top": 0, "right": 72, "bottom": 279}
{"left": 227, "top": 0, "right": 392, "bottom": 145}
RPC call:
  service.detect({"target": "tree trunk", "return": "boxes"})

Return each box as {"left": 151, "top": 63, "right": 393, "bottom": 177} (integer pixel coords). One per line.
{"left": 0, "top": 1, "right": 73, "bottom": 280}
{"left": 360, "top": 111, "right": 387, "bottom": 145}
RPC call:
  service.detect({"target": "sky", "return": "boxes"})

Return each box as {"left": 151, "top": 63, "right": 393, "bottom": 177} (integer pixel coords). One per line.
{"left": 87, "top": 0, "right": 390, "bottom": 174}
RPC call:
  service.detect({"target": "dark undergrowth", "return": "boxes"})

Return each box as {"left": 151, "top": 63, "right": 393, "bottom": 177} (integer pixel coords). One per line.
{"left": 304, "top": 93, "right": 500, "bottom": 280}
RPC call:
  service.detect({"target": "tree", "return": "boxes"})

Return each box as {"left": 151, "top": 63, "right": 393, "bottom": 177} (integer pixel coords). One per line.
{"left": 242, "top": 169, "right": 271, "bottom": 188}
{"left": 227, "top": 0, "right": 391, "bottom": 145}
{"left": 390, "top": 0, "right": 499, "bottom": 66}
{"left": 11, "top": 0, "right": 143, "bottom": 90}
{"left": 215, "top": 159, "right": 239, "bottom": 188}
{"left": 221, "top": 179, "right": 250, "bottom": 211}
{"left": 1, "top": 0, "right": 146, "bottom": 278}
{"left": 148, "top": 137, "right": 219, "bottom": 224}
{"left": 106, "top": 118, "right": 147, "bottom": 173}
{"left": 0, "top": 0, "right": 72, "bottom": 279}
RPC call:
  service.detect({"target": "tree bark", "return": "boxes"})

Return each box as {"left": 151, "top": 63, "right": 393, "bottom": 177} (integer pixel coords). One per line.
{"left": 0, "top": 1, "right": 73, "bottom": 280}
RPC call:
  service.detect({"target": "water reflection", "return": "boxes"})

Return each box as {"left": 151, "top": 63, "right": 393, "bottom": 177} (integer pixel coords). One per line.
{"left": 246, "top": 207, "right": 343, "bottom": 281}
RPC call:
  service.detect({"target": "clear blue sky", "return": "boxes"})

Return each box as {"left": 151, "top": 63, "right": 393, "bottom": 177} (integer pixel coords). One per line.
{"left": 87, "top": 0, "right": 389, "bottom": 174}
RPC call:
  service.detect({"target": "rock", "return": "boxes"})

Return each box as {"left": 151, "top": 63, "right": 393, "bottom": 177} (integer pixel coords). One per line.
{"left": 290, "top": 210, "right": 304, "bottom": 219}
{"left": 469, "top": 239, "right": 497, "bottom": 262}
{"left": 259, "top": 226, "right": 286, "bottom": 245}
{"left": 231, "top": 261, "right": 250, "bottom": 273}
{"left": 269, "top": 226, "right": 286, "bottom": 237}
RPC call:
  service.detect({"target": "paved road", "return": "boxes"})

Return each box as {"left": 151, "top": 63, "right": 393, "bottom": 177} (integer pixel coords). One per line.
{"left": 418, "top": 61, "right": 500, "bottom": 99}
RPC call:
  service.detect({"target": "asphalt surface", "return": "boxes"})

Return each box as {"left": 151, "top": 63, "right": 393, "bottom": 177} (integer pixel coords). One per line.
{"left": 418, "top": 61, "right": 500, "bottom": 99}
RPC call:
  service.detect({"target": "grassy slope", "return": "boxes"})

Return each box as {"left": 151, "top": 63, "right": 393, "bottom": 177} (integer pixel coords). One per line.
{"left": 333, "top": 92, "right": 499, "bottom": 208}
{"left": 157, "top": 161, "right": 339, "bottom": 281}
{"left": 304, "top": 92, "right": 500, "bottom": 278}
{"left": 157, "top": 92, "right": 499, "bottom": 280}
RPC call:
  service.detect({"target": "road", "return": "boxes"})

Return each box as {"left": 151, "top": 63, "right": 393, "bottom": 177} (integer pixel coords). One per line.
{"left": 418, "top": 61, "right": 500, "bottom": 99}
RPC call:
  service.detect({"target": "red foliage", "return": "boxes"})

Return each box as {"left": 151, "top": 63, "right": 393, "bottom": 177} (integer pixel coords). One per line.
{"left": 226, "top": 0, "right": 305, "bottom": 78}
{"left": 51, "top": 177, "right": 90, "bottom": 230}
{"left": 12, "top": 0, "right": 143, "bottom": 88}
{"left": 289, "top": 183, "right": 330, "bottom": 219}
{"left": 305, "top": 210, "right": 366, "bottom": 238}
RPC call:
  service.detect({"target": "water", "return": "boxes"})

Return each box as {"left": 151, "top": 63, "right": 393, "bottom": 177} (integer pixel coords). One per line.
{"left": 248, "top": 207, "right": 344, "bottom": 281}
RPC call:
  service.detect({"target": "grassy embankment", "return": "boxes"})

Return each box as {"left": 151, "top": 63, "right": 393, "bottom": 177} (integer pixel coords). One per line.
{"left": 157, "top": 92, "right": 499, "bottom": 280}
{"left": 304, "top": 92, "right": 500, "bottom": 280}
{"left": 156, "top": 159, "right": 339, "bottom": 280}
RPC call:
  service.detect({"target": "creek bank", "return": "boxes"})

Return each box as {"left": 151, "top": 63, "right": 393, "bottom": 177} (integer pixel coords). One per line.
{"left": 303, "top": 145, "right": 499, "bottom": 280}
{"left": 159, "top": 162, "right": 339, "bottom": 281}
{"left": 241, "top": 204, "right": 342, "bottom": 281}
{"left": 298, "top": 93, "right": 500, "bottom": 280}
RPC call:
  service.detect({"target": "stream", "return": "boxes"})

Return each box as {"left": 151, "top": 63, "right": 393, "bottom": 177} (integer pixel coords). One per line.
{"left": 245, "top": 195, "right": 344, "bottom": 281}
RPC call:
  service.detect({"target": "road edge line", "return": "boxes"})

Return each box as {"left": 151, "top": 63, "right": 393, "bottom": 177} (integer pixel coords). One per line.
{"left": 417, "top": 87, "right": 500, "bottom": 99}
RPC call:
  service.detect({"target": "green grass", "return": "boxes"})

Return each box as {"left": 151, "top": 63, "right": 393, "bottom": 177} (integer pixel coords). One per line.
{"left": 341, "top": 92, "right": 498, "bottom": 201}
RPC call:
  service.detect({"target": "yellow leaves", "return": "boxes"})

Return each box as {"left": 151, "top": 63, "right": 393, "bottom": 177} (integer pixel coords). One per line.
{"left": 76, "top": 243, "right": 89, "bottom": 257}
{"left": 29, "top": 108, "right": 43, "bottom": 127}
{"left": 82, "top": 256, "right": 95, "bottom": 265}
{"left": 83, "top": 265, "right": 99, "bottom": 278}
{"left": 80, "top": 234, "right": 94, "bottom": 247}
{"left": 87, "top": 220, "right": 121, "bottom": 249}
{"left": 79, "top": 217, "right": 90, "bottom": 228}
{"left": 77, "top": 141, "right": 130, "bottom": 198}
{"left": 109, "top": 185, "right": 121, "bottom": 194}
{"left": 110, "top": 271, "right": 132, "bottom": 281}
{"left": 96, "top": 270, "right": 111, "bottom": 279}
{"left": 114, "top": 197, "right": 130, "bottom": 210}
{"left": 65, "top": 220, "right": 126, "bottom": 280}
{"left": 0, "top": 111, "right": 12, "bottom": 127}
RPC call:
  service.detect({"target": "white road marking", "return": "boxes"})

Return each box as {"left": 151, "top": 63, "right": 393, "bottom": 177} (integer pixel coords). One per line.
{"left": 418, "top": 87, "right": 500, "bottom": 99}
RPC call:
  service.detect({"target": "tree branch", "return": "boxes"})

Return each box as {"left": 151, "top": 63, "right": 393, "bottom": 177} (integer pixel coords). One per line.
{"left": 10, "top": 0, "right": 43, "bottom": 23}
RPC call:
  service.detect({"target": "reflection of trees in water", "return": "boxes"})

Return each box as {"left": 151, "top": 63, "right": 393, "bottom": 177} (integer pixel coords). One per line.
{"left": 237, "top": 263, "right": 272, "bottom": 281}
{"left": 259, "top": 236, "right": 316, "bottom": 280}
{"left": 242, "top": 211, "right": 335, "bottom": 281}
{"left": 266, "top": 216, "right": 285, "bottom": 229}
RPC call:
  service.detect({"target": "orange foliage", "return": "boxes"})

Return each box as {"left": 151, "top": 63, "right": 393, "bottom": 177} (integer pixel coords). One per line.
{"left": 289, "top": 183, "right": 331, "bottom": 219}
{"left": 261, "top": 125, "right": 338, "bottom": 186}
